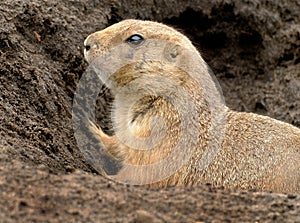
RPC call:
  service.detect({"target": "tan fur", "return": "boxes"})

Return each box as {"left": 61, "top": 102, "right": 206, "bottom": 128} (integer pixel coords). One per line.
{"left": 84, "top": 19, "right": 300, "bottom": 193}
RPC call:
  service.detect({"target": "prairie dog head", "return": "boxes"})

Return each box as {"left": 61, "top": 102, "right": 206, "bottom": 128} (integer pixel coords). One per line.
{"left": 83, "top": 19, "right": 212, "bottom": 96}
{"left": 84, "top": 19, "right": 200, "bottom": 64}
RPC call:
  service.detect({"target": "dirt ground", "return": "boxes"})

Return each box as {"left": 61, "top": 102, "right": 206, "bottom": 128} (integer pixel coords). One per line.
{"left": 0, "top": 0, "right": 299, "bottom": 222}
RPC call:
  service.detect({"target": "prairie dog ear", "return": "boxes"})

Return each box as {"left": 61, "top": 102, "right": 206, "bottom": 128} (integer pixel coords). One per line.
{"left": 164, "top": 43, "right": 180, "bottom": 62}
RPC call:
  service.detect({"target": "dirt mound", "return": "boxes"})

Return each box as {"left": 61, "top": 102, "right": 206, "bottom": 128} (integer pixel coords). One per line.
{"left": 0, "top": 0, "right": 299, "bottom": 222}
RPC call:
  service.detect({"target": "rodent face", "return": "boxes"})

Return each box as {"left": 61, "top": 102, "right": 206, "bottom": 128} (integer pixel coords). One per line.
{"left": 84, "top": 19, "right": 198, "bottom": 63}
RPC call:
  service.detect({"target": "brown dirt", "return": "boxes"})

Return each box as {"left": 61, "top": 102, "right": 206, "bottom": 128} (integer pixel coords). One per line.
{"left": 0, "top": 0, "right": 299, "bottom": 222}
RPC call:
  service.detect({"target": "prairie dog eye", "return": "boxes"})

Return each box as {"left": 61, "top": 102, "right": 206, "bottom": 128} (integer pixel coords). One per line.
{"left": 126, "top": 34, "right": 145, "bottom": 46}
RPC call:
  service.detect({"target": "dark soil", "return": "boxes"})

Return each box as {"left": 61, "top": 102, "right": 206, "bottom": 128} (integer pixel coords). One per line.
{"left": 0, "top": 0, "right": 299, "bottom": 222}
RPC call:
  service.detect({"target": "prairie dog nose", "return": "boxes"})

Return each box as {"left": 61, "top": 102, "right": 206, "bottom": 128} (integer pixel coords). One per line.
{"left": 84, "top": 37, "right": 100, "bottom": 51}
{"left": 84, "top": 44, "right": 91, "bottom": 51}
{"left": 84, "top": 35, "right": 100, "bottom": 62}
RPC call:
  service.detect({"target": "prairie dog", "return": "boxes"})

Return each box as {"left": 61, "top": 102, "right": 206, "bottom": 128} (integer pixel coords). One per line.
{"left": 83, "top": 19, "right": 300, "bottom": 193}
